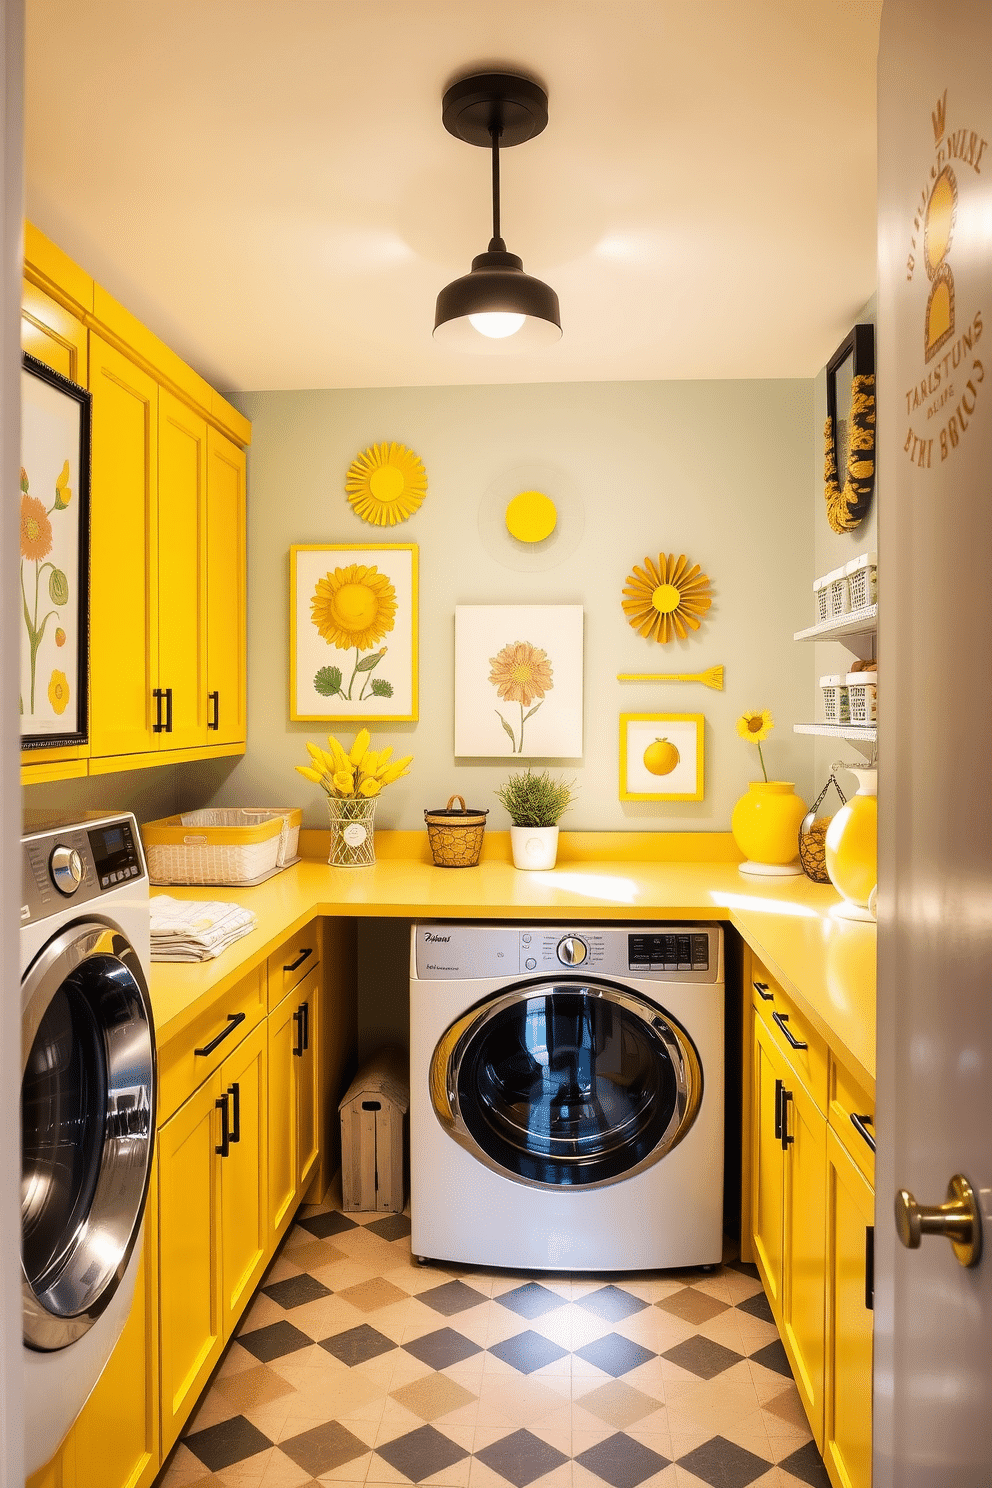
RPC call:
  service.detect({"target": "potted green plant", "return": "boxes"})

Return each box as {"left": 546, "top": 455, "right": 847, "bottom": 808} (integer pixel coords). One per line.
{"left": 495, "top": 769, "right": 577, "bottom": 870}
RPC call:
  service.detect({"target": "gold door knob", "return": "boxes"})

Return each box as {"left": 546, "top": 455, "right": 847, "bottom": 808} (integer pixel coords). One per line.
{"left": 894, "top": 1174, "right": 982, "bottom": 1268}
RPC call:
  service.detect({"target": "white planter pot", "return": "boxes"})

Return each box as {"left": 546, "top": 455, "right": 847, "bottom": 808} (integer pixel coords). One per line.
{"left": 510, "top": 824, "right": 559, "bottom": 870}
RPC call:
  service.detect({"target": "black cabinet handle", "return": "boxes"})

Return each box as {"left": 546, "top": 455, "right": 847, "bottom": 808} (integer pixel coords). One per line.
{"left": 865, "top": 1225, "right": 875, "bottom": 1310}
{"left": 753, "top": 980, "right": 774, "bottom": 1001}
{"left": 228, "top": 1082, "right": 241, "bottom": 1144}
{"left": 195, "top": 1011, "right": 246, "bottom": 1057}
{"left": 208, "top": 690, "right": 220, "bottom": 730}
{"left": 293, "top": 1006, "right": 305, "bottom": 1057}
{"left": 283, "top": 947, "right": 313, "bottom": 974}
{"left": 152, "top": 688, "right": 165, "bottom": 732}
{"left": 780, "top": 1088, "right": 794, "bottom": 1150}
{"left": 851, "top": 1113, "right": 876, "bottom": 1152}
{"left": 772, "top": 1011, "right": 809, "bottom": 1051}
{"left": 302, "top": 1000, "right": 310, "bottom": 1051}
{"left": 774, "top": 1078, "right": 784, "bottom": 1141}
{"left": 216, "top": 1093, "right": 230, "bottom": 1157}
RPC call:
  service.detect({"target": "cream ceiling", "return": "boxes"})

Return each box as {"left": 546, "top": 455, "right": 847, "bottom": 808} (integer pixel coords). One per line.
{"left": 24, "top": 0, "right": 882, "bottom": 393}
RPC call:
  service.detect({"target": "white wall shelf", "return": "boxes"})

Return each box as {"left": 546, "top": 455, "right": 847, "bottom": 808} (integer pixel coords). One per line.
{"left": 794, "top": 604, "right": 877, "bottom": 642}
{"left": 794, "top": 722, "right": 877, "bottom": 743}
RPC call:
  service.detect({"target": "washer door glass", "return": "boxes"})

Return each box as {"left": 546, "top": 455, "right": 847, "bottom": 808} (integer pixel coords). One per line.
{"left": 433, "top": 980, "right": 702, "bottom": 1187}
{"left": 21, "top": 923, "right": 156, "bottom": 1350}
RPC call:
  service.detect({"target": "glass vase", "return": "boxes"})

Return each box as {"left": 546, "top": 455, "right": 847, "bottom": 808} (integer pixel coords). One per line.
{"left": 327, "top": 795, "right": 377, "bottom": 867}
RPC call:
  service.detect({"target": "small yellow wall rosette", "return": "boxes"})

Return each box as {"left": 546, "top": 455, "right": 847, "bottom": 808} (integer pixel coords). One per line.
{"left": 345, "top": 443, "right": 427, "bottom": 526}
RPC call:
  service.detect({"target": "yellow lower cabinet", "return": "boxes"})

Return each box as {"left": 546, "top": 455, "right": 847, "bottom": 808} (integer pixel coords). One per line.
{"left": 71, "top": 1182, "right": 160, "bottom": 1488}
{"left": 751, "top": 1011, "right": 787, "bottom": 1316}
{"left": 824, "top": 1126, "right": 874, "bottom": 1488}
{"left": 219, "top": 1021, "right": 269, "bottom": 1336}
{"left": 158, "top": 1071, "right": 224, "bottom": 1456}
{"left": 268, "top": 963, "right": 321, "bottom": 1245}
{"left": 298, "top": 969, "right": 320, "bottom": 1197}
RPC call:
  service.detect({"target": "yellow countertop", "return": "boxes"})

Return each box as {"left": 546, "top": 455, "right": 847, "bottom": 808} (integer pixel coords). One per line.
{"left": 149, "top": 847, "right": 876, "bottom": 1093}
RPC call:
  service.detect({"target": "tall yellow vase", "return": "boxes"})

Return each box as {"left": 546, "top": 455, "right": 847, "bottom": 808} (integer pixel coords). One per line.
{"left": 731, "top": 781, "right": 808, "bottom": 876}
{"left": 825, "top": 766, "right": 877, "bottom": 919}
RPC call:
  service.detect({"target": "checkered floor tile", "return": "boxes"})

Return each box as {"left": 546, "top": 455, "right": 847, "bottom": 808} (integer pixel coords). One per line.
{"left": 160, "top": 1189, "right": 829, "bottom": 1487}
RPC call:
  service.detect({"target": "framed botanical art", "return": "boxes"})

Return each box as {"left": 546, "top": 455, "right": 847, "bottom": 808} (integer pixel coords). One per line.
{"left": 619, "top": 713, "right": 704, "bottom": 801}
{"left": 290, "top": 544, "right": 418, "bottom": 721}
{"left": 19, "top": 354, "right": 91, "bottom": 749}
{"left": 454, "top": 604, "right": 583, "bottom": 758}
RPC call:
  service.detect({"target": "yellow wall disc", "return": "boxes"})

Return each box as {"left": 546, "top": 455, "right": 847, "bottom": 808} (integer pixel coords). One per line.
{"left": 505, "top": 490, "right": 558, "bottom": 543}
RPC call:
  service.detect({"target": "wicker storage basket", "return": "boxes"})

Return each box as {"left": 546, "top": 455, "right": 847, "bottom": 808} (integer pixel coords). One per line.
{"left": 143, "top": 807, "right": 302, "bottom": 885}
{"left": 424, "top": 795, "right": 488, "bottom": 867}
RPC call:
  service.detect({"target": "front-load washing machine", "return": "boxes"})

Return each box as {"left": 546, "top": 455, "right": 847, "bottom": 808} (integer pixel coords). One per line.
{"left": 20, "top": 813, "right": 156, "bottom": 1474}
{"left": 410, "top": 922, "right": 724, "bottom": 1272}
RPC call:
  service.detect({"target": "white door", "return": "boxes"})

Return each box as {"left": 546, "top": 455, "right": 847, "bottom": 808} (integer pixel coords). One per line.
{"left": 876, "top": 2, "right": 992, "bottom": 1483}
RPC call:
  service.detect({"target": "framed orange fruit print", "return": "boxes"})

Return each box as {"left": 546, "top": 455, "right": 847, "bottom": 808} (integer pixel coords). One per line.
{"left": 619, "top": 713, "right": 704, "bottom": 801}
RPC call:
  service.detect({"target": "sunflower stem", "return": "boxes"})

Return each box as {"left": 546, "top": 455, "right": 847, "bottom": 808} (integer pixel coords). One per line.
{"left": 518, "top": 701, "right": 525, "bottom": 754}
{"left": 757, "top": 741, "right": 768, "bottom": 782}
{"left": 346, "top": 649, "right": 361, "bottom": 700}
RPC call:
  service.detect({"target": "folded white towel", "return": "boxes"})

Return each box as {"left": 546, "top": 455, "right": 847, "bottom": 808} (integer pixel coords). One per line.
{"left": 150, "top": 895, "right": 257, "bottom": 961}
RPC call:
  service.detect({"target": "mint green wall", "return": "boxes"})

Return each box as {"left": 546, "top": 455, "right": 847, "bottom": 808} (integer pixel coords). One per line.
{"left": 195, "top": 377, "right": 815, "bottom": 833}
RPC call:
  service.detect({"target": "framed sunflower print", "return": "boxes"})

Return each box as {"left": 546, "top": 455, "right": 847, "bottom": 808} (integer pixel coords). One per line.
{"left": 20, "top": 354, "right": 91, "bottom": 750}
{"left": 454, "top": 604, "right": 583, "bottom": 758}
{"left": 619, "top": 713, "right": 704, "bottom": 801}
{"left": 290, "top": 544, "right": 418, "bottom": 721}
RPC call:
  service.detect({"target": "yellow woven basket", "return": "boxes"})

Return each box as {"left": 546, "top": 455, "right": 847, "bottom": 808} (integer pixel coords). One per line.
{"left": 424, "top": 795, "right": 489, "bottom": 868}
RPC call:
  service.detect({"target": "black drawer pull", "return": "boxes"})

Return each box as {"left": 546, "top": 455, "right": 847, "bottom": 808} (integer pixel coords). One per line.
{"left": 208, "top": 690, "right": 220, "bottom": 730}
{"left": 851, "top": 1112, "right": 876, "bottom": 1152}
{"left": 152, "top": 688, "right": 166, "bottom": 733}
{"left": 195, "top": 1011, "right": 246, "bottom": 1057}
{"left": 774, "top": 1078, "right": 783, "bottom": 1141}
{"left": 283, "top": 947, "right": 313, "bottom": 974}
{"left": 772, "top": 1011, "right": 809, "bottom": 1051}
{"left": 216, "top": 1093, "right": 230, "bottom": 1157}
{"left": 780, "top": 1087, "right": 794, "bottom": 1150}
{"left": 753, "top": 980, "right": 774, "bottom": 1001}
{"left": 293, "top": 1005, "right": 305, "bottom": 1058}
{"left": 228, "top": 1082, "right": 241, "bottom": 1144}
{"left": 302, "top": 999, "right": 310, "bottom": 1051}
{"left": 865, "top": 1225, "right": 875, "bottom": 1310}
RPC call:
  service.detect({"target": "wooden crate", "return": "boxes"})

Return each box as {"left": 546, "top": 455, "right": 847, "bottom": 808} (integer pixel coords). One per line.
{"left": 338, "top": 1047, "right": 409, "bottom": 1212}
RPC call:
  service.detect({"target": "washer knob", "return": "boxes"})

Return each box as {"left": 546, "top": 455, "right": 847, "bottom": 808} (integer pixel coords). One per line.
{"left": 50, "top": 845, "right": 84, "bottom": 896}
{"left": 557, "top": 936, "right": 587, "bottom": 966}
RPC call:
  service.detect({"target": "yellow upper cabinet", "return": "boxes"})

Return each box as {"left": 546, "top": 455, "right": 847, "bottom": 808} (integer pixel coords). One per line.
{"left": 21, "top": 221, "right": 250, "bottom": 780}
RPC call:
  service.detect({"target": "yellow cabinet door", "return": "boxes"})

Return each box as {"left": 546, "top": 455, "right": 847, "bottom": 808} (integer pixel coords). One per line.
{"left": 21, "top": 278, "right": 88, "bottom": 384}
{"left": 219, "top": 1020, "right": 268, "bottom": 1339}
{"left": 157, "top": 390, "right": 207, "bottom": 750}
{"left": 296, "top": 966, "right": 321, "bottom": 1198}
{"left": 824, "top": 1127, "right": 874, "bottom": 1488}
{"left": 88, "top": 335, "right": 158, "bottom": 759}
{"left": 781, "top": 1067, "right": 827, "bottom": 1448}
{"left": 71, "top": 1183, "right": 160, "bottom": 1488}
{"left": 268, "top": 988, "right": 300, "bottom": 1247}
{"left": 158, "top": 1072, "right": 223, "bottom": 1456}
{"left": 751, "top": 1013, "right": 786, "bottom": 1319}
{"left": 206, "top": 428, "right": 247, "bottom": 745}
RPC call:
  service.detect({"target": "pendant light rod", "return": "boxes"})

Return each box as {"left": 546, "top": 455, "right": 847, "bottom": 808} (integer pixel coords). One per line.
{"left": 490, "top": 126, "right": 504, "bottom": 251}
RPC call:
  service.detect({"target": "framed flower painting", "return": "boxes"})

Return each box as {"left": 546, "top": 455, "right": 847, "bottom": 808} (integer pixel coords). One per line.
{"left": 290, "top": 544, "right": 418, "bottom": 721}
{"left": 619, "top": 713, "right": 704, "bottom": 801}
{"left": 454, "top": 605, "right": 583, "bottom": 758}
{"left": 20, "top": 354, "right": 91, "bottom": 749}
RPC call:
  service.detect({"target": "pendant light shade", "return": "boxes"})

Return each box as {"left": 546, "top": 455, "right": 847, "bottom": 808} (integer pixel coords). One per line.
{"left": 433, "top": 72, "right": 562, "bottom": 351}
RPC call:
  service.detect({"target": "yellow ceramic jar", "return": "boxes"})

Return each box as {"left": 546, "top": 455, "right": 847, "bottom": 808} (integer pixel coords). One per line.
{"left": 731, "top": 781, "right": 808, "bottom": 876}
{"left": 825, "top": 767, "right": 877, "bottom": 910}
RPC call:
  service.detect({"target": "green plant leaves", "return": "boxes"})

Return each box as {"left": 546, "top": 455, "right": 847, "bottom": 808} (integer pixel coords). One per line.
{"left": 370, "top": 678, "right": 394, "bottom": 698}
{"left": 313, "top": 665, "right": 343, "bottom": 697}
{"left": 49, "top": 568, "right": 69, "bottom": 605}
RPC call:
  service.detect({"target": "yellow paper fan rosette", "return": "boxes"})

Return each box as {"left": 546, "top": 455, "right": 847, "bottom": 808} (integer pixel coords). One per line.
{"left": 345, "top": 442, "right": 427, "bottom": 526}
{"left": 622, "top": 553, "right": 713, "bottom": 644}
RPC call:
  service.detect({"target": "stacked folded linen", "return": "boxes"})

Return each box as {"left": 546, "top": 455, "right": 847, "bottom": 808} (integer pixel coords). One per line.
{"left": 150, "top": 895, "right": 258, "bottom": 961}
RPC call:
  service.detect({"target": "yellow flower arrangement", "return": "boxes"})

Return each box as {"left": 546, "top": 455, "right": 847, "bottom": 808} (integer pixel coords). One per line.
{"left": 736, "top": 710, "right": 774, "bottom": 780}
{"left": 295, "top": 728, "right": 413, "bottom": 800}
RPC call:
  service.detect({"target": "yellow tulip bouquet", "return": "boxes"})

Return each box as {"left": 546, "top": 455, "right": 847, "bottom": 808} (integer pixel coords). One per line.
{"left": 295, "top": 727, "right": 413, "bottom": 799}
{"left": 296, "top": 729, "right": 412, "bottom": 866}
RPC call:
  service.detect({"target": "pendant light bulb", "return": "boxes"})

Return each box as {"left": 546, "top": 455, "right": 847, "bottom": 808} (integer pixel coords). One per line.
{"left": 468, "top": 311, "right": 526, "bottom": 339}
{"left": 433, "top": 72, "right": 561, "bottom": 353}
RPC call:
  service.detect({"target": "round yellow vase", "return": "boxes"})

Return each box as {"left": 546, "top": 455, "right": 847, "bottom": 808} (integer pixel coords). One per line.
{"left": 731, "top": 781, "right": 808, "bottom": 876}
{"left": 825, "top": 767, "right": 877, "bottom": 919}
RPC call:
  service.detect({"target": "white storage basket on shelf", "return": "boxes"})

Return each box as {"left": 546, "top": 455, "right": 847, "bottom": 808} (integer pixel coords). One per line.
{"left": 142, "top": 807, "right": 302, "bottom": 886}
{"left": 813, "top": 576, "right": 830, "bottom": 625}
{"left": 846, "top": 552, "right": 878, "bottom": 612}
{"left": 820, "top": 675, "right": 850, "bottom": 725}
{"left": 825, "top": 565, "right": 850, "bottom": 618}
{"left": 846, "top": 672, "right": 877, "bottom": 725}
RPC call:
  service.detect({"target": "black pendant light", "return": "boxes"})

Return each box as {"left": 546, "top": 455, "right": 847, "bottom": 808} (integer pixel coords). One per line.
{"left": 434, "top": 72, "right": 562, "bottom": 351}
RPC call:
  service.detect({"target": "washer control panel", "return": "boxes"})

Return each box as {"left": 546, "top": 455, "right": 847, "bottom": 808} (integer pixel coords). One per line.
{"left": 21, "top": 813, "right": 146, "bottom": 927}
{"left": 415, "top": 923, "right": 722, "bottom": 982}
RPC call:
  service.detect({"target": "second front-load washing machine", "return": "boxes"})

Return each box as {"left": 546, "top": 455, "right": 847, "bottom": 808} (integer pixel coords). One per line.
{"left": 410, "top": 922, "right": 724, "bottom": 1272}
